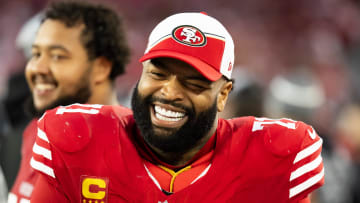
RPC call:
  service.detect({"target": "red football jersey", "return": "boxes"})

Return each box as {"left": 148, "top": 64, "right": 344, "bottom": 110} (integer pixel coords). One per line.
{"left": 9, "top": 104, "right": 131, "bottom": 203}
{"left": 31, "top": 104, "right": 324, "bottom": 203}
{"left": 8, "top": 119, "right": 37, "bottom": 203}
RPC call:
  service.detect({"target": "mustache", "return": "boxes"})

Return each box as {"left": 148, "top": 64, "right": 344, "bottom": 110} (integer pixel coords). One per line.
{"left": 147, "top": 96, "right": 193, "bottom": 115}
{"left": 31, "top": 74, "right": 57, "bottom": 84}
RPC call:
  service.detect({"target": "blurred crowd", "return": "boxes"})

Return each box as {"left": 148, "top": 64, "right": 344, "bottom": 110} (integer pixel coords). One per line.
{"left": 0, "top": 0, "right": 360, "bottom": 202}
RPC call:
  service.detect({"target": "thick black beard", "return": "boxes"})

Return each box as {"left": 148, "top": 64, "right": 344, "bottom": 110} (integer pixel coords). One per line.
{"left": 24, "top": 84, "right": 91, "bottom": 118}
{"left": 131, "top": 84, "right": 217, "bottom": 156}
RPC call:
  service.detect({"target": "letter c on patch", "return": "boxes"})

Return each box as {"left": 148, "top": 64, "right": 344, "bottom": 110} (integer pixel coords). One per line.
{"left": 82, "top": 178, "right": 106, "bottom": 199}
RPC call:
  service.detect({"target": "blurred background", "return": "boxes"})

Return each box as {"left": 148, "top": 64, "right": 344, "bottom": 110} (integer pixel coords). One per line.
{"left": 0, "top": 0, "right": 360, "bottom": 202}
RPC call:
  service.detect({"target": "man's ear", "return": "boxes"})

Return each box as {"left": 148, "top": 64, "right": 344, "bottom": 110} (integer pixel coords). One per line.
{"left": 92, "top": 57, "right": 112, "bottom": 84}
{"left": 217, "top": 81, "right": 233, "bottom": 112}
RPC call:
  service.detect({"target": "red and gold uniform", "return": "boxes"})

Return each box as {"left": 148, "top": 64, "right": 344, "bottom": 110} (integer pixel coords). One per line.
{"left": 31, "top": 104, "right": 324, "bottom": 202}
{"left": 8, "top": 104, "right": 131, "bottom": 203}
{"left": 8, "top": 119, "right": 37, "bottom": 203}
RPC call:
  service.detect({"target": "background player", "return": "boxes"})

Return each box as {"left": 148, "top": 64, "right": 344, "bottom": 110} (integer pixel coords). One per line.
{"left": 30, "top": 12, "right": 324, "bottom": 202}
{"left": 8, "top": 1, "right": 131, "bottom": 202}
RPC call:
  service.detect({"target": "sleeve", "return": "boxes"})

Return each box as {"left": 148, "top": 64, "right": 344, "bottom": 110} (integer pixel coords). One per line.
{"left": 288, "top": 124, "right": 324, "bottom": 202}
{"left": 31, "top": 174, "right": 69, "bottom": 202}
{"left": 252, "top": 117, "right": 324, "bottom": 202}
{"left": 30, "top": 104, "right": 106, "bottom": 201}
{"left": 30, "top": 112, "right": 56, "bottom": 180}
{"left": 30, "top": 111, "right": 68, "bottom": 201}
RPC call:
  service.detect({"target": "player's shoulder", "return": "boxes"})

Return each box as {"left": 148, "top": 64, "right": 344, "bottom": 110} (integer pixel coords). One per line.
{"left": 39, "top": 103, "right": 130, "bottom": 153}
{"left": 112, "top": 104, "right": 132, "bottom": 117}
{"left": 221, "top": 116, "right": 255, "bottom": 130}
{"left": 251, "top": 117, "right": 322, "bottom": 157}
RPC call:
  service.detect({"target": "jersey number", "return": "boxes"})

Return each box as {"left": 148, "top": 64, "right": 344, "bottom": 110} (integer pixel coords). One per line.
{"left": 252, "top": 117, "right": 296, "bottom": 132}
{"left": 56, "top": 104, "right": 102, "bottom": 115}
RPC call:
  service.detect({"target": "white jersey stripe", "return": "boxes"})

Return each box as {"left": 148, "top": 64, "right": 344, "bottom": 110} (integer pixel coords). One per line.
{"left": 71, "top": 103, "right": 103, "bottom": 108}
{"left": 56, "top": 108, "right": 99, "bottom": 115}
{"left": 33, "top": 142, "right": 52, "bottom": 160}
{"left": 293, "top": 138, "right": 322, "bottom": 164}
{"left": 37, "top": 128, "right": 49, "bottom": 143}
{"left": 289, "top": 168, "right": 324, "bottom": 198}
{"left": 7, "top": 192, "right": 17, "bottom": 203}
{"left": 144, "top": 164, "right": 162, "bottom": 191}
{"left": 290, "top": 154, "right": 322, "bottom": 181}
{"left": 30, "top": 157, "right": 55, "bottom": 178}
{"left": 20, "top": 198, "right": 30, "bottom": 203}
{"left": 191, "top": 164, "right": 211, "bottom": 184}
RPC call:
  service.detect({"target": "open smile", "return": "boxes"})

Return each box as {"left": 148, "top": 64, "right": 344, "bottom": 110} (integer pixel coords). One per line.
{"left": 32, "top": 75, "right": 58, "bottom": 97}
{"left": 150, "top": 103, "right": 188, "bottom": 129}
{"left": 34, "top": 83, "right": 57, "bottom": 97}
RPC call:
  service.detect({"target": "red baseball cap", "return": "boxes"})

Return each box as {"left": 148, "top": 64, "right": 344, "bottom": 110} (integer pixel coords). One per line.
{"left": 139, "top": 12, "right": 234, "bottom": 81}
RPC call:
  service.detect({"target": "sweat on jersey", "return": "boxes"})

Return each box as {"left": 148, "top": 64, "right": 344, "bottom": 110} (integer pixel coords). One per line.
{"left": 30, "top": 104, "right": 324, "bottom": 203}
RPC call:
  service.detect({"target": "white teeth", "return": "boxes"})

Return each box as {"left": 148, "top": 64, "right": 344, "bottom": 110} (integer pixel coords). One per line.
{"left": 154, "top": 105, "right": 185, "bottom": 121}
{"left": 155, "top": 113, "right": 182, "bottom": 122}
{"left": 35, "top": 83, "right": 56, "bottom": 91}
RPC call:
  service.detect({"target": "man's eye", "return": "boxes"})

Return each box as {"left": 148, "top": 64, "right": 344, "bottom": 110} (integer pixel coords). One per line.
{"left": 52, "top": 55, "right": 67, "bottom": 61}
{"left": 186, "top": 83, "right": 208, "bottom": 91}
{"left": 31, "top": 52, "right": 41, "bottom": 59}
{"left": 150, "top": 71, "right": 166, "bottom": 79}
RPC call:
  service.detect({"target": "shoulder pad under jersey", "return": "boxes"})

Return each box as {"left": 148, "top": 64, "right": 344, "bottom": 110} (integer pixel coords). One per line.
{"left": 112, "top": 105, "right": 132, "bottom": 117}
{"left": 252, "top": 117, "right": 318, "bottom": 156}
{"left": 41, "top": 103, "right": 119, "bottom": 152}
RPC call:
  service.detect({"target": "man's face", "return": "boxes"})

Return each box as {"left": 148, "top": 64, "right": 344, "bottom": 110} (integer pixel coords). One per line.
{"left": 25, "top": 19, "right": 93, "bottom": 115}
{"left": 131, "top": 58, "right": 231, "bottom": 154}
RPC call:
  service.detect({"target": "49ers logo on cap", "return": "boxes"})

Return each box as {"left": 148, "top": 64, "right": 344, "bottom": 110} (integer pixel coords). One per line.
{"left": 172, "top": 25, "right": 206, "bottom": 46}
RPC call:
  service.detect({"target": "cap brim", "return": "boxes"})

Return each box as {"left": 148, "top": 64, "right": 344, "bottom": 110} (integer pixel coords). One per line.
{"left": 139, "top": 50, "right": 222, "bottom": 82}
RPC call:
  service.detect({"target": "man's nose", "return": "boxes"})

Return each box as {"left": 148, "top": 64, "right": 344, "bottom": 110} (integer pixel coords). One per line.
{"left": 27, "top": 55, "right": 50, "bottom": 74}
{"left": 160, "top": 76, "right": 185, "bottom": 102}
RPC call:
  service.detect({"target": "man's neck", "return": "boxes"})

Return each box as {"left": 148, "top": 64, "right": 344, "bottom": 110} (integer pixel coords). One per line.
{"left": 89, "top": 81, "right": 119, "bottom": 105}
{"left": 150, "top": 122, "right": 218, "bottom": 167}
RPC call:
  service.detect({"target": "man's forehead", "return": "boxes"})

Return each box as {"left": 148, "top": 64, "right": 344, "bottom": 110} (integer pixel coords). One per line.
{"left": 33, "top": 20, "right": 84, "bottom": 50}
